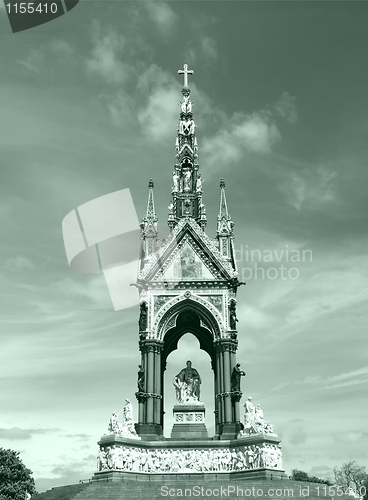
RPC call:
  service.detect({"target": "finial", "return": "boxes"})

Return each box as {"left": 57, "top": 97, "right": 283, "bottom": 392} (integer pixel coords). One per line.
{"left": 220, "top": 178, "right": 226, "bottom": 188}
{"left": 148, "top": 179, "right": 154, "bottom": 188}
{"left": 178, "top": 64, "right": 194, "bottom": 88}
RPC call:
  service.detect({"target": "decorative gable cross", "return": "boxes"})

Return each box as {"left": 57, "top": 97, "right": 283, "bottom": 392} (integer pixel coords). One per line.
{"left": 178, "top": 64, "right": 194, "bottom": 88}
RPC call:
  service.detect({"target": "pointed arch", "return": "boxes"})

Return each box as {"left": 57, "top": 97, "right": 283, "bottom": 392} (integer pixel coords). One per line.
{"left": 154, "top": 294, "right": 224, "bottom": 371}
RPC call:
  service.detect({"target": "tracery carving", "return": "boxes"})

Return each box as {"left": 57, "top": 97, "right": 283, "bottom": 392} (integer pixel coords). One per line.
{"left": 153, "top": 293, "right": 225, "bottom": 341}
{"left": 154, "top": 296, "right": 172, "bottom": 314}
{"left": 138, "top": 218, "right": 237, "bottom": 282}
{"left": 208, "top": 295, "right": 223, "bottom": 313}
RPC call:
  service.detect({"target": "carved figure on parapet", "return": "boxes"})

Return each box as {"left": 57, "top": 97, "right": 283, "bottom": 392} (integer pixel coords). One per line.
{"left": 196, "top": 173, "right": 203, "bottom": 192}
{"left": 104, "top": 399, "right": 140, "bottom": 440}
{"left": 172, "top": 171, "right": 179, "bottom": 192}
{"left": 121, "top": 399, "right": 140, "bottom": 439}
{"left": 244, "top": 396, "right": 256, "bottom": 434}
{"left": 181, "top": 94, "right": 192, "bottom": 113}
{"left": 139, "top": 302, "right": 148, "bottom": 331}
{"left": 229, "top": 300, "right": 238, "bottom": 330}
{"left": 231, "top": 363, "right": 246, "bottom": 392}
{"left": 183, "top": 168, "right": 192, "bottom": 191}
{"left": 97, "top": 447, "right": 107, "bottom": 471}
{"left": 254, "top": 404, "right": 264, "bottom": 427}
{"left": 243, "top": 397, "right": 275, "bottom": 435}
{"left": 173, "top": 360, "right": 202, "bottom": 403}
{"left": 107, "top": 412, "right": 121, "bottom": 434}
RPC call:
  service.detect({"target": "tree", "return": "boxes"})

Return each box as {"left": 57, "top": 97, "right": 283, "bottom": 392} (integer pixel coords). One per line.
{"left": 334, "top": 461, "right": 367, "bottom": 496}
{"left": 291, "top": 469, "right": 331, "bottom": 485}
{"left": 291, "top": 469, "right": 310, "bottom": 481}
{"left": 0, "top": 448, "right": 37, "bottom": 500}
{"left": 362, "top": 475, "right": 368, "bottom": 500}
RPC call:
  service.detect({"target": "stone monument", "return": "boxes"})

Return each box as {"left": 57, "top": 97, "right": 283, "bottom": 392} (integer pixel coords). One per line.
{"left": 94, "top": 64, "right": 285, "bottom": 481}
{"left": 171, "top": 360, "right": 208, "bottom": 439}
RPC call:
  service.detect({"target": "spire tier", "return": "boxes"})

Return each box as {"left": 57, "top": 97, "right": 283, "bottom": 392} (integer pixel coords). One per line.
{"left": 217, "top": 179, "right": 234, "bottom": 259}
{"left": 140, "top": 179, "right": 158, "bottom": 263}
{"left": 168, "top": 65, "right": 207, "bottom": 230}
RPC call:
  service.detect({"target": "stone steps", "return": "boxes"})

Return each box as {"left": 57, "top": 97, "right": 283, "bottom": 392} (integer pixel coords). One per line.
{"left": 35, "top": 479, "right": 346, "bottom": 500}
{"left": 34, "top": 483, "right": 91, "bottom": 500}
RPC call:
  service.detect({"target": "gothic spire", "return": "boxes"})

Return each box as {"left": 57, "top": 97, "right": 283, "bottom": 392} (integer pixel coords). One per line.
{"left": 168, "top": 64, "right": 207, "bottom": 231}
{"left": 217, "top": 179, "right": 234, "bottom": 259}
{"left": 145, "top": 179, "right": 157, "bottom": 226}
{"left": 140, "top": 179, "right": 158, "bottom": 262}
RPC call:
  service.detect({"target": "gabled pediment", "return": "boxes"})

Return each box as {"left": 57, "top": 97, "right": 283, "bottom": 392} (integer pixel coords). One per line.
{"left": 177, "top": 143, "right": 194, "bottom": 156}
{"left": 138, "top": 218, "right": 237, "bottom": 283}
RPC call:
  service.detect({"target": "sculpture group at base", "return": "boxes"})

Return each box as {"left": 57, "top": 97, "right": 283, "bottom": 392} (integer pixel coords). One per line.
{"left": 97, "top": 444, "right": 282, "bottom": 473}
{"left": 105, "top": 399, "right": 140, "bottom": 440}
{"left": 242, "top": 397, "right": 274, "bottom": 435}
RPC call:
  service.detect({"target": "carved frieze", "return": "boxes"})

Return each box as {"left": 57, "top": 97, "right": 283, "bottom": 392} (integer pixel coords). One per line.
{"left": 208, "top": 295, "right": 223, "bottom": 313}
{"left": 154, "top": 296, "right": 173, "bottom": 314}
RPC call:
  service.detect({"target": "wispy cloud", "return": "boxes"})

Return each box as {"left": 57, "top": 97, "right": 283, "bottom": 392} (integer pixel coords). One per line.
{"left": 17, "top": 49, "right": 44, "bottom": 74}
{"left": 0, "top": 427, "right": 60, "bottom": 440}
{"left": 279, "top": 164, "right": 336, "bottom": 211}
{"left": 86, "top": 22, "right": 128, "bottom": 84}
{"left": 274, "top": 91, "right": 298, "bottom": 124}
{"left": 3, "top": 255, "right": 34, "bottom": 272}
{"left": 201, "top": 109, "right": 281, "bottom": 177}
{"left": 188, "top": 37, "right": 218, "bottom": 64}
{"left": 332, "top": 430, "right": 368, "bottom": 443}
{"left": 198, "top": 90, "right": 300, "bottom": 178}
{"left": 55, "top": 276, "right": 112, "bottom": 309}
{"left": 51, "top": 39, "right": 73, "bottom": 55}
{"left": 64, "top": 433, "right": 92, "bottom": 439}
{"left": 274, "top": 366, "right": 368, "bottom": 391}
{"left": 136, "top": 64, "right": 178, "bottom": 141}
{"left": 144, "top": 1, "right": 177, "bottom": 37}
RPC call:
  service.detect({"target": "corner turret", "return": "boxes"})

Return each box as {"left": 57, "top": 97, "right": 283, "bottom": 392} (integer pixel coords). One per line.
{"left": 140, "top": 179, "right": 158, "bottom": 264}
{"left": 217, "top": 178, "right": 234, "bottom": 260}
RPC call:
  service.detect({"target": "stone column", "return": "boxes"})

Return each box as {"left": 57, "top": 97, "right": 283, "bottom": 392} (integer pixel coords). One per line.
{"left": 222, "top": 345, "right": 232, "bottom": 423}
{"left": 137, "top": 357, "right": 145, "bottom": 424}
{"left": 230, "top": 346, "right": 238, "bottom": 423}
{"left": 154, "top": 345, "right": 163, "bottom": 426}
{"left": 233, "top": 392, "right": 242, "bottom": 425}
{"left": 146, "top": 346, "right": 155, "bottom": 424}
{"left": 135, "top": 343, "right": 148, "bottom": 432}
{"left": 214, "top": 341, "right": 224, "bottom": 429}
{"left": 214, "top": 353, "right": 221, "bottom": 435}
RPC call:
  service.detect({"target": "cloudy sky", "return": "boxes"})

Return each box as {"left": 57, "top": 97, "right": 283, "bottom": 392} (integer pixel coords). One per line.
{"left": 0, "top": 0, "right": 367, "bottom": 493}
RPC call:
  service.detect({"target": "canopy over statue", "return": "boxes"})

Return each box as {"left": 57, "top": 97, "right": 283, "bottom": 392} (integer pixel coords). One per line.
{"left": 173, "top": 360, "right": 202, "bottom": 403}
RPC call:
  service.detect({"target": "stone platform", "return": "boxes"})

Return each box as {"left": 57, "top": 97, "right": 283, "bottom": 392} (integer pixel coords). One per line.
{"left": 171, "top": 402, "right": 208, "bottom": 439}
{"left": 96, "top": 433, "right": 285, "bottom": 480}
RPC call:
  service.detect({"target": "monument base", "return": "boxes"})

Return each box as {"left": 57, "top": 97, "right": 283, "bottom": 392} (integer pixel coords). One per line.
{"left": 219, "top": 422, "right": 243, "bottom": 440}
{"left": 94, "top": 468, "right": 287, "bottom": 481}
{"left": 96, "top": 433, "right": 286, "bottom": 479}
{"left": 135, "top": 423, "right": 163, "bottom": 440}
{"left": 170, "top": 403, "right": 208, "bottom": 440}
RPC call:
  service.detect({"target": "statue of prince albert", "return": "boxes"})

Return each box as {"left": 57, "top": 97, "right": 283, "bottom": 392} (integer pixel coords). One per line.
{"left": 173, "top": 360, "right": 202, "bottom": 403}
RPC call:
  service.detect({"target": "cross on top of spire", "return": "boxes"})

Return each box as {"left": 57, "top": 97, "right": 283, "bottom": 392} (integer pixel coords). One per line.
{"left": 178, "top": 64, "right": 194, "bottom": 88}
